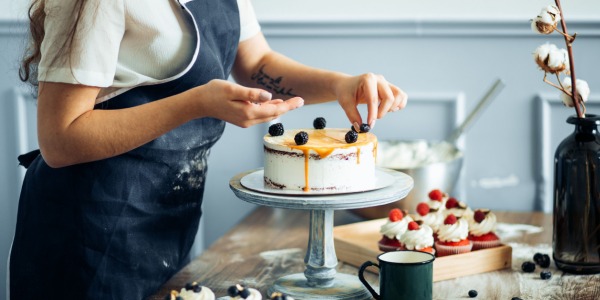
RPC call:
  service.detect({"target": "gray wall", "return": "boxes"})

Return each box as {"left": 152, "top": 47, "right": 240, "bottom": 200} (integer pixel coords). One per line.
{"left": 1, "top": 3, "right": 600, "bottom": 299}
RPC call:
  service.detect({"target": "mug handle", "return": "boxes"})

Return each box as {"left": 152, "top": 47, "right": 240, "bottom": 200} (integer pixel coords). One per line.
{"left": 358, "top": 261, "right": 380, "bottom": 300}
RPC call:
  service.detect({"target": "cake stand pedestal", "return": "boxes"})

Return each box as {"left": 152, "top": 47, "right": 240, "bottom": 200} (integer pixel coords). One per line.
{"left": 229, "top": 168, "right": 413, "bottom": 300}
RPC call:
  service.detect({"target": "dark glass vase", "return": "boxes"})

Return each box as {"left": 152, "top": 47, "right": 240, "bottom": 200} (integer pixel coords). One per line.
{"left": 553, "top": 114, "right": 600, "bottom": 274}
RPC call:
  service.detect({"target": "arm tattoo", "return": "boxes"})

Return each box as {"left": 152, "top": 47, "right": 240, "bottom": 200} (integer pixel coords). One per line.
{"left": 250, "top": 64, "right": 298, "bottom": 98}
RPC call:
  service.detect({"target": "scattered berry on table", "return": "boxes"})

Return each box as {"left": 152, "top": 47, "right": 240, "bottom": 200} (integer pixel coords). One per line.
{"left": 416, "top": 202, "right": 430, "bottom": 216}
{"left": 444, "top": 214, "right": 457, "bottom": 225}
{"left": 534, "top": 253, "right": 551, "bottom": 268}
{"left": 345, "top": 130, "right": 358, "bottom": 143}
{"left": 468, "top": 289, "right": 478, "bottom": 297}
{"left": 388, "top": 208, "right": 404, "bottom": 222}
{"left": 294, "top": 131, "right": 309, "bottom": 145}
{"left": 511, "top": 298, "right": 523, "bottom": 300}
{"left": 359, "top": 123, "right": 371, "bottom": 133}
{"left": 540, "top": 270, "right": 552, "bottom": 280}
{"left": 521, "top": 261, "right": 536, "bottom": 273}
{"left": 428, "top": 189, "right": 444, "bottom": 201}
{"left": 313, "top": 117, "right": 326, "bottom": 129}
{"left": 268, "top": 123, "right": 284, "bottom": 136}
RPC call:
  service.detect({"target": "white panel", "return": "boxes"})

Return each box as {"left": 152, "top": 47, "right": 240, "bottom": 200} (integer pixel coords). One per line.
{"left": 536, "top": 94, "right": 600, "bottom": 213}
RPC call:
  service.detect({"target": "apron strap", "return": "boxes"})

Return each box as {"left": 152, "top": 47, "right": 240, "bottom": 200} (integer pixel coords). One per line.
{"left": 17, "top": 149, "right": 41, "bottom": 169}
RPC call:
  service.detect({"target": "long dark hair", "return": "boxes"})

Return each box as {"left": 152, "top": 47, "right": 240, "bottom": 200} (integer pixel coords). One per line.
{"left": 19, "top": 0, "right": 87, "bottom": 87}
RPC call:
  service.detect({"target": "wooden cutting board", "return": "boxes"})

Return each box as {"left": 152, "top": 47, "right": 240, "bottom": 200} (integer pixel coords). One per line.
{"left": 333, "top": 218, "right": 512, "bottom": 282}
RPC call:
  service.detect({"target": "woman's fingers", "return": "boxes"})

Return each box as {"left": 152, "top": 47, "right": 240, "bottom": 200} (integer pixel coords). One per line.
{"left": 375, "top": 75, "right": 395, "bottom": 119}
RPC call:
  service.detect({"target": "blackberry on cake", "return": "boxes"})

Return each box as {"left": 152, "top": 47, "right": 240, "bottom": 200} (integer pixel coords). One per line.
{"left": 268, "top": 123, "right": 284, "bottom": 136}
{"left": 313, "top": 117, "right": 327, "bottom": 129}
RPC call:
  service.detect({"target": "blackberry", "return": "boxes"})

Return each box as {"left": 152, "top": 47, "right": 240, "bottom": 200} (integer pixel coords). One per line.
{"left": 239, "top": 288, "right": 251, "bottom": 298}
{"left": 185, "top": 283, "right": 194, "bottom": 290}
{"left": 227, "top": 285, "right": 240, "bottom": 297}
{"left": 268, "top": 123, "right": 284, "bottom": 136}
{"left": 540, "top": 270, "right": 552, "bottom": 280}
{"left": 468, "top": 290, "right": 478, "bottom": 297}
{"left": 193, "top": 285, "right": 202, "bottom": 293}
{"left": 521, "top": 261, "right": 536, "bottom": 273}
{"left": 313, "top": 117, "right": 326, "bottom": 129}
{"left": 294, "top": 131, "right": 309, "bottom": 145}
{"left": 359, "top": 123, "right": 371, "bottom": 133}
{"left": 534, "top": 253, "right": 551, "bottom": 268}
{"left": 345, "top": 130, "right": 358, "bottom": 143}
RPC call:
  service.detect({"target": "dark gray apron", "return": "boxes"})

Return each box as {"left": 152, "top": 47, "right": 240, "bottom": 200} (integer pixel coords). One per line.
{"left": 10, "top": 0, "right": 240, "bottom": 298}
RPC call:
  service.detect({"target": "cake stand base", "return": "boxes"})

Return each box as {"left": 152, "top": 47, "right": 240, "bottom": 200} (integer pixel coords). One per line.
{"left": 267, "top": 273, "right": 372, "bottom": 300}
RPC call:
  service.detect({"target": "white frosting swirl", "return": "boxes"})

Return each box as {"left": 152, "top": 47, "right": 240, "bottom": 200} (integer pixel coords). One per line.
{"left": 179, "top": 286, "right": 215, "bottom": 300}
{"left": 414, "top": 211, "right": 443, "bottom": 232}
{"left": 400, "top": 224, "right": 434, "bottom": 250}
{"left": 437, "top": 218, "right": 469, "bottom": 242}
{"left": 229, "top": 288, "right": 262, "bottom": 300}
{"left": 469, "top": 212, "right": 497, "bottom": 236}
{"left": 443, "top": 207, "right": 473, "bottom": 220}
{"left": 426, "top": 199, "right": 444, "bottom": 211}
{"left": 379, "top": 215, "right": 414, "bottom": 239}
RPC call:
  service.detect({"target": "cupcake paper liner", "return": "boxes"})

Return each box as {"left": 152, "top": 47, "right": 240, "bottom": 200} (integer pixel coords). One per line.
{"left": 434, "top": 240, "right": 473, "bottom": 257}
{"left": 471, "top": 239, "right": 501, "bottom": 250}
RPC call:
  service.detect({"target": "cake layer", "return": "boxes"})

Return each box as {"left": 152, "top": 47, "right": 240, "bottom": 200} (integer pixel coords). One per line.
{"left": 263, "top": 128, "right": 377, "bottom": 191}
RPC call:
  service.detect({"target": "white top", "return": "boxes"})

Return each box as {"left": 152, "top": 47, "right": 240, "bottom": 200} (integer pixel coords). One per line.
{"left": 38, "top": 0, "right": 261, "bottom": 103}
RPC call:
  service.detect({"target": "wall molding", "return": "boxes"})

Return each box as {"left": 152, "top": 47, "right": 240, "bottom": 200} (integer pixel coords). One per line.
{"left": 536, "top": 94, "right": 600, "bottom": 213}
{"left": 3, "top": 18, "right": 600, "bottom": 38}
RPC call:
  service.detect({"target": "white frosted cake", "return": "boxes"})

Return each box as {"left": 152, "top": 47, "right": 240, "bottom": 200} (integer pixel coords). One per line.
{"left": 263, "top": 128, "right": 377, "bottom": 191}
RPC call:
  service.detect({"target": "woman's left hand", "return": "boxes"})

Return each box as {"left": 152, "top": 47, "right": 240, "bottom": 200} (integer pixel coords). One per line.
{"left": 334, "top": 73, "right": 408, "bottom": 130}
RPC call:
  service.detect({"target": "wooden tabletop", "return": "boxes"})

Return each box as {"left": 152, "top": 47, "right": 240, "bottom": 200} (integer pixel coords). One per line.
{"left": 150, "top": 206, "right": 600, "bottom": 300}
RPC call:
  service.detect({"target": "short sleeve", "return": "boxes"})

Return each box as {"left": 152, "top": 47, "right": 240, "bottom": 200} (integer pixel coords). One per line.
{"left": 38, "top": 0, "right": 125, "bottom": 87}
{"left": 238, "top": 0, "right": 261, "bottom": 42}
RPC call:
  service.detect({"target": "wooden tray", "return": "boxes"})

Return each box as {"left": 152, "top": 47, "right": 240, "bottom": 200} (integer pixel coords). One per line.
{"left": 333, "top": 218, "right": 512, "bottom": 282}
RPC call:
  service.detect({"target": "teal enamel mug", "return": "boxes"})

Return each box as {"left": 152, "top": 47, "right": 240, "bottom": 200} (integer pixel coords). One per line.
{"left": 358, "top": 250, "right": 435, "bottom": 300}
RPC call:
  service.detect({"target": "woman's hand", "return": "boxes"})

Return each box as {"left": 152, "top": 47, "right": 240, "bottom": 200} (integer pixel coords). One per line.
{"left": 334, "top": 73, "right": 407, "bottom": 130}
{"left": 193, "top": 79, "right": 304, "bottom": 128}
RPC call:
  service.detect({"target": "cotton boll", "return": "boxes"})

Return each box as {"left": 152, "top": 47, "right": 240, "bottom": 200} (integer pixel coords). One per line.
{"left": 544, "top": 5, "right": 562, "bottom": 22}
{"left": 531, "top": 5, "right": 561, "bottom": 34}
{"left": 533, "top": 43, "right": 569, "bottom": 74}
{"left": 560, "top": 77, "right": 590, "bottom": 107}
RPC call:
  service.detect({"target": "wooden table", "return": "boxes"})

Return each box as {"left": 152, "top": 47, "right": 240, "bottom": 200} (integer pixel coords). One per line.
{"left": 150, "top": 206, "right": 600, "bottom": 300}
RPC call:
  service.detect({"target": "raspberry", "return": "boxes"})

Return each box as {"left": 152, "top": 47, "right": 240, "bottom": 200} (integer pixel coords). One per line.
{"left": 474, "top": 210, "right": 486, "bottom": 223}
{"left": 388, "top": 208, "right": 403, "bottom": 222}
{"left": 313, "top": 117, "right": 326, "bottom": 129}
{"left": 294, "top": 131, "right": 309, "bottom": 145}
{"left": 345, "top": 130, "right": 358, "bottom": 143}
{"left": 268, "top": 123, "right": 284, "bottom": 136}
{"left": 428, "top": 189, "right": 443, "bottom": 201}
{"left": 407, "top": 221, "right": 420, "bottom": 231}
{"left": 416, "top": 202, "right": 430, "bottom": 216}
{"left": 446, "top": 197, "right": 459, "bottom": 209}
{"left": 444, "top": 214, "right": 457, "bottom": 225}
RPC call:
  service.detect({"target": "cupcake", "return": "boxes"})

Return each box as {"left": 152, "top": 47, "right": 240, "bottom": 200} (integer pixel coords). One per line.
{"left": 179, "top": 282, "right": 215, "bottom": 300}
{"left": 165, "top": 282, "right": 215, "bottom": 300}
{"left": 378, "top": 208, "right": 413, "bottom": 252}
{"left": 399, "top": 221, "right": 435, "bottom": 255}
{"left": 468, "top": 209, "right": 501, "bottom": 250}
{"left": 435, "top": 214, "right": 473, "bottom": 257}
{"left": 442, "top": 197, "right": 473, "bottom": 220}
{"left": 426, "top": 189, "right": 449, "bottom": 212}
{"left": 414, "top": 202, "right": 444, "bottom": 240}
{"left": 227, "top": 284, "right": 262, "bottom": 300}
{"left": 269, "top": 292, "right": 294, "bottom": 300}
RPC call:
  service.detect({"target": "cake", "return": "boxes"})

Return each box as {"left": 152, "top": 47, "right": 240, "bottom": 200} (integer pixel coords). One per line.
{"left": 263, "top": 122, "right": 377, "bottom": 192}
{"left": 165, "top": 282, "right": 215, "bottom": 300}
{"left": 434, "top": 214, "right": 473, "bottom": 256}
{"left": 227, "top": 284, "right": 262, "bottom": 300}
{"left": 399, "top": 221, "right": 435, "bottom": 254}
{"left": 468, "top": 209, "right": 501, "bottom": 250}
{"left": 378, "top": 208, "right": 413, "bottom": 252}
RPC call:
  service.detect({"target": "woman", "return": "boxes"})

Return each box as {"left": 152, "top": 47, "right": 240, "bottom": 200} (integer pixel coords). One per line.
{"left": 10, "top": 0, "right": 408, "bottom": 299}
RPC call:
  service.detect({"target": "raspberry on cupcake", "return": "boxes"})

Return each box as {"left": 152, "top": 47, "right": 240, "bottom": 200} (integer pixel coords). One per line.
{"left": 442, "top": 197, "right": 473, "bottom": 220}
{"left": 435, "top": 214, "right": 473, "bottom": 257}
{"left": 426, "top": 189, "right": 449, "bottom": 212}
{"left": 413, "top": 202, "right": 443, "bottom": 240}
{"left": 378, "top": 208, "right": 413, "bottom": 252}
{"left": 400, "top": 221, "right": 435, "bottom": 255}
{"left": 468, "top": 209, "right": 501, "bottom": 250}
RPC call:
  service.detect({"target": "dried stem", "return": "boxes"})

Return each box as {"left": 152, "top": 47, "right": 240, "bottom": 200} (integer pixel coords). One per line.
{"left": 555, "top": 0, "right": 584, "bottom": 118}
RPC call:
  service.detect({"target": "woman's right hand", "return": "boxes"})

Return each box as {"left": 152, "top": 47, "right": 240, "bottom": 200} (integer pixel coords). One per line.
{"left": 192, "top": 79, "right": 304, "bottom": 128}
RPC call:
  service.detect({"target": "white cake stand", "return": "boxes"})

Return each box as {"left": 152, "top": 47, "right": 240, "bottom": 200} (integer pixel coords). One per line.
{"left": 229, "top": 167, "right": 413, "bottom": 300}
